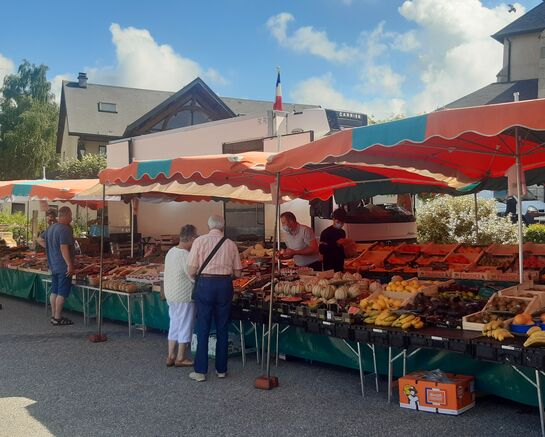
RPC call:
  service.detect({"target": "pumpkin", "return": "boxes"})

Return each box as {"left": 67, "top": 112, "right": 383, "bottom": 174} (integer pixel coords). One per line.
{"left": 333, "top": 271, "right": 343, "bottom": 280}
{"left": 318, "top": 279, "right": 330, "bottom": 288}
{"left": 359, "top": 278, "right": 370, "bottom": 291}
{"left": 369, "top": 281, "right": 383, "bottom": 294}
{"left": 305, "top": 281, "right": 317, "bottom": 293}
{"left": 321, "top": 285, "right": 336, "bottom": 300}
{"left": 312, "top": 285, "right": 322, "bottom": 297}
{"left": 291, "top": 282, "right": 305, "bottom": 295}
{"left": 335, "top": 286, "right": 348, "bottom": 300}
{"left": 353, "top": 272, "right": 363, "bottom": 281}
{"left": 342, "top": 272, "right": 354, "bottom": 281}
{"left": 348, "top": 284, "right": 361, "bottom": 298}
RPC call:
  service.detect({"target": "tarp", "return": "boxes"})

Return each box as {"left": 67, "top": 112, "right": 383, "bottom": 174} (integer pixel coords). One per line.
{"left": 0, "top": 179, "right": 106, "bottom": 207}
{"left": 99, "top": 155, "right": 455, "bottom": 200}
{"left": 267, "top": 98, "right": 545, "bottom": 187}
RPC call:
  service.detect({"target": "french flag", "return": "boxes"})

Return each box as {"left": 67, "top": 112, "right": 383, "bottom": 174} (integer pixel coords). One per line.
{"left": 273, "top": 69, "right": 283, "bottom": 111}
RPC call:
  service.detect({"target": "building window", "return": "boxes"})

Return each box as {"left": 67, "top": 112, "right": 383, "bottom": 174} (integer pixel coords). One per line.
{"left": 98, "top": 102, "right": 117, "bottom": 113}
{"left": 11, "top": 203, "right": 25, "bottom": 215}
{"left": 77, "top": 143, "right": 86, "bottom": 159}
{"left": 99, "top": 145, "right": 107, "bottom": 155}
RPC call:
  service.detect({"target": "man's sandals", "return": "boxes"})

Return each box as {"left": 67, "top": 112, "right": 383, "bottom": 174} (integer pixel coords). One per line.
{"left": 50, "top": 317, "right": 74, "bottom": 326}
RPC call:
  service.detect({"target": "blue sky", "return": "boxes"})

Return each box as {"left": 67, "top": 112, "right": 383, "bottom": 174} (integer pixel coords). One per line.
{"left": 0, "top": 0, "right": 541, "bottom": 118}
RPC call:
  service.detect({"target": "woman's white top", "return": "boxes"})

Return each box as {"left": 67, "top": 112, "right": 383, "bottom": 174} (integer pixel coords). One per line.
{"left": 163, "top": 247, "right": 194, "bottom": 303}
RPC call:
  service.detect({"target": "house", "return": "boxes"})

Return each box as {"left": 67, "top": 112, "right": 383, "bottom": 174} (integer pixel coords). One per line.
{"left": 446, "top": 2, "right": 545, "bottom": 108}
{"left": 56, "top": 75, "right": 365, "bottom": 161}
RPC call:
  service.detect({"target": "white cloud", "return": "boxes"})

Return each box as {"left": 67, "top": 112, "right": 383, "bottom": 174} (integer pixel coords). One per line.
{"left": 391, "top": 30, "right": 420, "bottom": 52}
{"left": 51, "top": 73, "right": 70, "bottom": 103}
{"left": 0, "top": 53, "right": 15, "bottom": 89}
{"left": 290, "top": 73, "right": 406, "bottom": 119}
{"left": 52, "top": 23, "right": 227, "bottom": 99}
{"left": 271, "top": 1, "right": 527, "bottom": 116}
{"left": 400, "top": 0, "right": 526, "bottom": 112}
{"left": 266, "top": 13, "right": 357, "bottom": 63}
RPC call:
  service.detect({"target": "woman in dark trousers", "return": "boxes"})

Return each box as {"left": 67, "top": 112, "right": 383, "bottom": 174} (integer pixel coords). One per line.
{"left": 319, "top": 208, "right": 348, "bottom": 272}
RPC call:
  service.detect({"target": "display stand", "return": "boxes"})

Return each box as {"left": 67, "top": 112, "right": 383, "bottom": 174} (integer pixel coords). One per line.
{"left": 511, "top": 367, "right": 545, "bottom": 437}
{"left": 343, "top": 340, "right": 379, "bottom": 397}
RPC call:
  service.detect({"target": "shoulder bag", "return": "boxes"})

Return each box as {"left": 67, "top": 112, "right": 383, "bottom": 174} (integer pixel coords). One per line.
{"left": 191, "top": 237, "right": 227, "bottom": 300}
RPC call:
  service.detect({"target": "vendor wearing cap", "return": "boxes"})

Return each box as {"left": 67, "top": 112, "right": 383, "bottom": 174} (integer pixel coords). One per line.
{"left": 319, "top": 208, "right": 348, "bottom": 272}
{"left": 279, "top": 212, "right": 322, "bottom": 271}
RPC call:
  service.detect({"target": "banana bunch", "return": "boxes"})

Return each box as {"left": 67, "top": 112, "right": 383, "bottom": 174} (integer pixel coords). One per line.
{"left": 524, "top": 329, "right": 545, "bottom": 347}
{"left": 482, "top": 320, "right": 514, "bottom": 341}
{"left": 359, "top": 295, "right": 403, "bottom": 312}
{"left": 374, "top": 310, "right": 398, "bottom": 327}
{"left": 392, "top": 313, "right": 425, "bottom": 330}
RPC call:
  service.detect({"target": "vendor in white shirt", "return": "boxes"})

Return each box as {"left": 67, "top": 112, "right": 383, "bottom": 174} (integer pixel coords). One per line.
{"left": 279, "top": 212, "right": 322, "bottom": 271}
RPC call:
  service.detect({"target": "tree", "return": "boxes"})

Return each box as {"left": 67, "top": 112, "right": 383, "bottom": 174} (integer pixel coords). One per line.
{"left": 417, "top": 195, "right": 520, "bottom": 245}
{"left": 55, "top": 153, "right": 107, "bottom": 179}
{"left": 0, "top": 60, "right": 58, "bottom": 179}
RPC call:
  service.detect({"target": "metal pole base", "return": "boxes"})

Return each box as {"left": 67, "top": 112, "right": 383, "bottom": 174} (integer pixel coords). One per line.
{"left": 254, "top": 375, "right": 279, "bottom": 390}
{"left": 88, "top": 334, "right": 108, "bottom": 343}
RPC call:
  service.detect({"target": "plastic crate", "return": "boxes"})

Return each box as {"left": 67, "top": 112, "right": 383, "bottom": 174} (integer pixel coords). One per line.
{"left": 389, "top": 330, "right": 408, "bottom": 348}
{"left": 366, "top": 326, "right": 390, "bottom": 347}
{"left": 335, "top": 322, "right": 353, "bottom": 340}
{"left": 523, "top": 348, "right": 545, "bottom": 371}
{"left": 473, "top": 339, "right": 524, "bottom": 365}
{"left": 319, "top": 320, "right": 337, "bottom": 337}
{"left": 306, "top": 319, "right": 321, "bottom": 334}
{"left": 353, "top": 325, "right": 370, "bottom": 343}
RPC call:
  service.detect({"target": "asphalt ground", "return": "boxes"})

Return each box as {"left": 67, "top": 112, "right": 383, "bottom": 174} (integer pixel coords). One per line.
{"left": 0, "top": 294, "right": 543, "bottom": 437}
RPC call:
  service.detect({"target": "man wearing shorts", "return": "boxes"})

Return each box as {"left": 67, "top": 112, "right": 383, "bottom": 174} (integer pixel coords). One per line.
{"left": 40, "top": 206, "right": 76, "bottom": 326}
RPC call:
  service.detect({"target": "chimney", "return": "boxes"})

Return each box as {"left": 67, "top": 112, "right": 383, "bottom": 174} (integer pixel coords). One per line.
{"left": 77, "top": 72, "right": 88, "bottom": 88}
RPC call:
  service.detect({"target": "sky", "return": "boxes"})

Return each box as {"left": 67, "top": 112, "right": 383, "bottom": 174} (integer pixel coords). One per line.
{"left": 0, "top": 0, "right": 542, "bottom": 119}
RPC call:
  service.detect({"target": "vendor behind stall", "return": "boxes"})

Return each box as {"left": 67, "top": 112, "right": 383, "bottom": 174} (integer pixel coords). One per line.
{"left": 279, "top": 212, "right": 322, "bottom": 270}
{"left": 319, "top": 208, "right": 347, "bottom": 272}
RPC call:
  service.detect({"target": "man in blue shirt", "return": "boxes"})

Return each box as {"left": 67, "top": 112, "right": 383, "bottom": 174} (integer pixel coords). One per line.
{"left": 38, "top": 206, "right": 76, "bottom": 325}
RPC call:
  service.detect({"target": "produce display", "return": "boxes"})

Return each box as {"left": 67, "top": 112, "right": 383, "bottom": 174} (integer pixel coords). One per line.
{"left": 482, "top": 320, "right": 514, "bottom": 341}
{"left": 241, "top": 243, "right": 273, "bottom": 259}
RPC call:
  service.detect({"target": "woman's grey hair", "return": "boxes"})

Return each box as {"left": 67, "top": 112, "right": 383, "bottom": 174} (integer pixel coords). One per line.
{"left": 208, "top": 215, "right": 225, "bottom": 231}
{"left": 180, "top": 224, "right": 198, "bottom": 242}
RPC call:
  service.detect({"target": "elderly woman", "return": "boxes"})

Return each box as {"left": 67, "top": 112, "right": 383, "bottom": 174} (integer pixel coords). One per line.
{"left": 164, "top": 224, "right": 198, "bottom": 367}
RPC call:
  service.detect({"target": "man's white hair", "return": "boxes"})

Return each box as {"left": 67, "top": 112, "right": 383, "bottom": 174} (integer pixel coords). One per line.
{"left": 208, "top": 214, "right": 225, "bottom": 230}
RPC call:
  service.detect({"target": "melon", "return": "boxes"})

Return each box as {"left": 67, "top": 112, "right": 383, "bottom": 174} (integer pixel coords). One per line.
{"left": 335, "top": 286, "right": 348, "bottom": 300}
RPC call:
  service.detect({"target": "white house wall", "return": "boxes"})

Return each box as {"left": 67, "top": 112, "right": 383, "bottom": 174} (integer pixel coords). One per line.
{"left": 509, "top": 32, "right": 541, "bottom": 81}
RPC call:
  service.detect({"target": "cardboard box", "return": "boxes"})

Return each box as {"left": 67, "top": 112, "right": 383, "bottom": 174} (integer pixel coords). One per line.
{"left": 399, "top": 370, "right": 475, "bottom": 415}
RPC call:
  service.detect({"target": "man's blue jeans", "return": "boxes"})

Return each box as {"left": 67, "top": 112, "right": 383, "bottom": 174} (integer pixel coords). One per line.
{"left": 194, "top": 276, "right": 233, "bottom": 374}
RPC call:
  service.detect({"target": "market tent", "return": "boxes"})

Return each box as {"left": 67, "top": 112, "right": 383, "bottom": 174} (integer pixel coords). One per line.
{"left": 267, "top": 98, "right": 545, "bottom": 187}
{"left": 0, "top": 179, "right": 104, "bottom": 206}
{"left": 78, "top": 180, "right": 293, "bottom": 204}
{"left": 99, "top": 154, "right": 456, "bottom": 200}
{"left": 267, "top": 98, "right": 545, "bottom": 282}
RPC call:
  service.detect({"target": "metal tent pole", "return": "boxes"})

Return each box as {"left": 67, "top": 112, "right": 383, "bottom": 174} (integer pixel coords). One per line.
{"left": 515, "top": 127, "right": 525, "bottom": 284}
{"left": 474, "top": 193, "right": 479, "bottom": 243}
{"left": 255, "top": 173, "right": 280, "bottom": 390}
{"left": 130, "top": 199, "right": 134, "bottom": 258}
{"left": 89, "top": 184, "right": 107, "bottom": 342}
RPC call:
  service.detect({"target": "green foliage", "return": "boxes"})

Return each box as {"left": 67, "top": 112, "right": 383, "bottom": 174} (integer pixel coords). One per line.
{"left": 55, "top": 153, "right": 107, "bottom": 179}
{"left": 525, "top": 224, "right": 545, "bottom": 244}
{"left": 0, "top": 211, "right": 29, "bottom": 241}
{"left": 0, "top": 60, "right": 59, "bottom": 179}
{"left": 417, "top": 195, "right": 520, "bottom": 245}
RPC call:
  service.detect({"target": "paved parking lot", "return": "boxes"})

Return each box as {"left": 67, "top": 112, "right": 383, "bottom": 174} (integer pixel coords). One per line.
{"left": 0, "top": 295, "right": 542, "bottom": 437}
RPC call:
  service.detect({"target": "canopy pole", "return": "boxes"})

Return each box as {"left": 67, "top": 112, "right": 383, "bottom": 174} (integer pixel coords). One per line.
{"left": 255, "top": 172, "right": 280, "bottom": 390}
{"left": 474, "top": 193, "right": 479, "bottom": 243}
{"left": 130, "top": 199, "right": 134, "bottom": 258}
{"left": 26, "top": 201, "right": 29, "bottom": 246}
{"left": 89, "top": 183, "right": 107, "bottom": 343}
{"left": 515, "top": 127, "right": 525, "bottom": 284}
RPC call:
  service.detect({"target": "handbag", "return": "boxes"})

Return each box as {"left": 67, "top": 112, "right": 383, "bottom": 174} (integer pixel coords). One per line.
{"left": 191, "top": 237, "right": 227, "bottom": 299}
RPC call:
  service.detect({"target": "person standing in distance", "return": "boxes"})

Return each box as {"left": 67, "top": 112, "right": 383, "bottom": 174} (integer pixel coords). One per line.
{"left": 38, "top": 206, "right": 76, "bottom": 326}
{"left": 279, "top": 212, "right": 322, "bottom": 271}
{"left": 187, "top": 215, "right": 242, "bottom": 382}
{"left": 320, "top": 208, "right": 348, "bottom": 272}
{"left": 163, "top": 224, "right": 198, "bottom": 367}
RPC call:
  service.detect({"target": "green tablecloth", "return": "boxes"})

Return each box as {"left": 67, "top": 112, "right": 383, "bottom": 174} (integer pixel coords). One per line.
{"left": 0, "top": 267, "right": 542, "bottom": 407}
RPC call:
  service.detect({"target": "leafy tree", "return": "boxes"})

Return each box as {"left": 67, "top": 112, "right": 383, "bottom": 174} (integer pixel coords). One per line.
{"left": 0, "top": 60, "right": 58, "bottom": 179}
{"left": 417, "top": 195, "right": 520, "bottom": 245}
{"left": 55, "top": 153, "right": 107, "bottom": 179}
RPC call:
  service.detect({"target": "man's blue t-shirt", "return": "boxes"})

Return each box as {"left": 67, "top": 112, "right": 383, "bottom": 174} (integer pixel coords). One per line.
{"left": 44, "top": 223, "right": 75, "bottom": 274}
